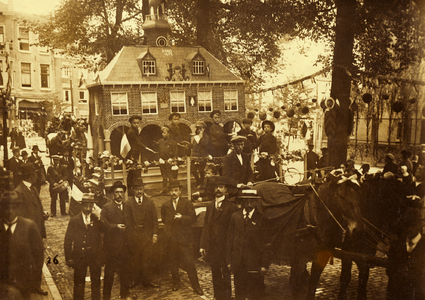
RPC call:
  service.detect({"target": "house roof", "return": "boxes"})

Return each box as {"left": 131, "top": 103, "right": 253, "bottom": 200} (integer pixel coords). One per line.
{"left": 97, "top": 45, "right": 242, "bottom": 84}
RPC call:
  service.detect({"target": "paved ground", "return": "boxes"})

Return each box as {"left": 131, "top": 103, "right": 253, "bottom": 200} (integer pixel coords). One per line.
{"left": 17, "top": 136, "right": 389, "bottom": 299}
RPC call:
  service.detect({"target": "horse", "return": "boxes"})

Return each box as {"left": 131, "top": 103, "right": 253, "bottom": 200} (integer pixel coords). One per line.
{"left": 46, "top": 131, "right": 72, "bottom": 156}
{"left": 337, "top": 175, "right": 418, "bottom": 300}
{"left": 254, "top": 171, "right": 364, "bottom": 300}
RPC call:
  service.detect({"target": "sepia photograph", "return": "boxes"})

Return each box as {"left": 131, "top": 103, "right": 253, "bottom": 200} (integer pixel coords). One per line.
{"left": 0, "top": 0, "right": 425, "bottom": 299}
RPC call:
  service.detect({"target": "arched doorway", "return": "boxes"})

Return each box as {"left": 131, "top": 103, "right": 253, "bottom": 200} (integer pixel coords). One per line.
{"left": 140, "top": 124, "right": 162, "bottom": 162}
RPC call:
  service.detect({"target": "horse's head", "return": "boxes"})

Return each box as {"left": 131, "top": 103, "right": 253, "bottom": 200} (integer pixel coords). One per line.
{"left": 319, "top": 170, "right": 364, "bottom": 236}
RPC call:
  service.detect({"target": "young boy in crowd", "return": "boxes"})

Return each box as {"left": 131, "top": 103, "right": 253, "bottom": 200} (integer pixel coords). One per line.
{"left": 156, "top": 125, "right": 179, "bottom": 195}
{"left": 168, "top": 112, "right": 190, "bottom": 157}
{"left": 190, "top": 121, "right": 211, "bottom": 189}
{"left": 237, "top": 118, "right": 258, "bottom": 155}
{"left": 192, "top": 164, "right": 219, "bottom": 202}
{"left": 256, "top": 120, "right": 278, "bottom": 181}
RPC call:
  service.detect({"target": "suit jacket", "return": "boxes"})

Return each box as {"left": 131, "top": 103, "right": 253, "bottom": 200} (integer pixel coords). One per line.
{"left": 64, "top": 212, "right": 104, "bottom": 266}
{"left": 222, "top": 151, "right": 254, "bottom": 187}
{"left": 126, "top": 195, "right": 158, "bottom": 252}
{"left": 161, "top": 197, "right": 196, "bottom": 246}
{"left": 100, "top": 201, "right": 135, "bottom": 257}
{"left": 200, "top": 198, "right": 238, "bottom": 262}
{"left": 7, "top": 156, "right": 22, "bottom": 188}
{"left": 28, "top": 153, "right": 47, "bottom": 183}
{"left": 15, "top": 182, "right": 46, "bottom": 238}
{"left": 127, "top": 126, "right": 146, "bottom": 160}
{"left": 226, "top": 210, "right": 270, "bottom": 273}
{"left": 0, "top": 217, "right": 44, "bottom": 293}
{"left": 210, "top": 123, "right": 228, "bottom": 157}
{"left": 258, "top": 133, "right": 278, "bottom": 155}
{"left": 46, "top": 165, "right": 69, "bottom": 192}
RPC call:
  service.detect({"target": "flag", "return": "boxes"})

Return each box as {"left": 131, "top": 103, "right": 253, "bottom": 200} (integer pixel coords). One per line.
{"left": 120, "top": 133, "right": 131, "bottom": 158}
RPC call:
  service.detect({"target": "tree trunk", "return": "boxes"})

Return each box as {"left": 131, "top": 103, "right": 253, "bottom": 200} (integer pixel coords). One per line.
{"left": 197, "top": 0, "right": 210, "bottom": 50}
{"left": 328, "top": 0, "right": 356, "bottom": 167}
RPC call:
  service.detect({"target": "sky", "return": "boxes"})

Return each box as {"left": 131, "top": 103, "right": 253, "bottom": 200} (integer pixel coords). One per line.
{"left": 13, "top": 0, "right": 61, "bottom": 15}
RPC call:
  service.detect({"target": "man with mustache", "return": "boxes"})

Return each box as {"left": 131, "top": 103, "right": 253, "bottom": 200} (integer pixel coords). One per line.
{"left": 200, "top": 176, "right": 238, "bottom": 300}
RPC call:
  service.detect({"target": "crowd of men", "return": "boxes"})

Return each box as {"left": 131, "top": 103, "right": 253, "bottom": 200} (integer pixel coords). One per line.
{"left": 1, "top": 110, "right": 425, "bottom": 300}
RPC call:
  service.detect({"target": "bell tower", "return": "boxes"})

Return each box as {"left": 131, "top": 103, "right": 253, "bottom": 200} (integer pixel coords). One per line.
{"left": 142, "top": 0, "right": 171, "bottom": 47}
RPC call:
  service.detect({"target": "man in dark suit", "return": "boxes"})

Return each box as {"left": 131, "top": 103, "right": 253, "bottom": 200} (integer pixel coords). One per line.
{"left": 126, "top": 177, "right": 159, "bottom": 288}
{"left": 222, "top": 136, "right": 254, "bottom": 190}
{"left": 209, "top": 110, "right": 229, "bottom": 157}
{"left": 15, "top": 163, "right": 47, "bottom": 239}
{"left": 126, "top": 115, "right": 147, "bottom": 163}
{"left": 100, "top": 181, "right": 135, "bottom": 300}
{"left": 6, "top": 147, "right": 22, "bottom": 188}
{"left": 0, "top": 190, "right": 45, "bottom": 299}
{"left": 161, "top": 179, "right": 204, "bottom": 296}
{"left": 28, "top": 145, "right": 46, "bottom": 195}
{"left": 227, "top": 191, "right": 270, "bottom": 300}
{"left": 200, "top": 176, "right": 238, "bottom": 300}
{"left": 65, "top": 193, "right": 104, "bottom": 300}
{"left": 46, "top": 155, "right": 69, "bottom": 216}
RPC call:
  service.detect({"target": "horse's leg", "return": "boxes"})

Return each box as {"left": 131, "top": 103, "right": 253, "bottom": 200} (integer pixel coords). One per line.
{"left": 306, "top": 260, "right": 326, "bottom": 300}
{"left": 357, "top": 262, "right": 370, "bottom": 300}
{"left": 290, "top": 257, "right": 309, "bottom": 300}
{"left": 337, "top": 258, "right": 353, "bottom": 300}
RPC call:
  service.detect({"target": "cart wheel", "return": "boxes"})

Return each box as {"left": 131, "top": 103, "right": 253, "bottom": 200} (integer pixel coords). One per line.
{"left": 284, "top": 167, "right": 301, "bottom": 185}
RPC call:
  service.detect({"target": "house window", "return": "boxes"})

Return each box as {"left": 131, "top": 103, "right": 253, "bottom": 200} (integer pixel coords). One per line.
{"left": 38, "top": 46, "right": 49, "bottom": 54}
{"left": 94, "top": 93, "right": 99, "bottom": 115}
{"left": 64, "top": 90, "right": 70, "bottom": 102}
{"left": 170, "top": 90, "right": 185, "bottom": 113}
{"left": 62, "top": 65, "right": 70, "bottom": 78}
{"left": 142, "top": 60, "right": 156, "bottom": 75}
{"left": 224, "top": 90, "right": 238, "bottom": 111}
{"left": 198, "top": 91, "right": 212, "bottom": 112}
{"left": 141, "top": 91, "right": 157, "bottom": 114}
{"left": 79, "top": 91, "right": 87, "bottom": 103}
{"left": 21, "top": 62, "right": 31, "bottom": 88}
{"left": 111, "top": 93, "right": 128, "bottom": 115}
{"left": 40, "top": 64, "right": 49, "bottom": 88}
{"left": 0, "top": 26, "right": 4, "bottom": 43}
{"left": 18, "top": 27, "right": 30, "bottom": 51}
{"left": 193, "top": 60, "right": 204, "bottom": 74}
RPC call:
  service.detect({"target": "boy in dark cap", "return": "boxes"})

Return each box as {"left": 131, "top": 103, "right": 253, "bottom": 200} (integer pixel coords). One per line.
{"left": 210, "top": 110, "right": 230, "bottom": 157}
{"left": 168, "top": 112, "right": 190, "bottom": 157}
{"left": 237, "top": 118, "right": 258, "bottom": 155}
{"left": 256, "top": 120, "right": 278, "bottom": 181}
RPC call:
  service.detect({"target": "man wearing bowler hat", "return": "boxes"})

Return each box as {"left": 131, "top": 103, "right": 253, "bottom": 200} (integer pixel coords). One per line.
{"left": 200, "top": 176, "right": 238, "bottom": 300}
{"left": 14, "top": 163, "right": 48, "bottom": 239}
{"left": 6, "top": 146, "right": 23, "bottom": 188}
{"left": 47, "top": 154, "right": 69, "bottom": 217}
{"left": 0, "top": 190, "right": 45, "bottom": 299}
{"left": 65, "top": 193, "right": 103, "bottom": 300}
{"left": 222, "top": 136, "right": 254, "bottom": 190}
{"left": 100, "top": 181, "right": 135, "bottom": 300}
{"left": 227, "top": 190, "right": 270, "bottom": 300}
{"left": 161, "top": 179, "right": 204, "bottom": 296}
{"left": 126, "top": 177, "right": 159, "bottom": 288}
{"left": 28, "top": 145, "right": 46, "bottom": 195}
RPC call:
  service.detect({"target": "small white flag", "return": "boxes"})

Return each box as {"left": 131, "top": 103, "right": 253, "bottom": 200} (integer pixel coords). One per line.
{"left": 120, "top": 133, "right": 131, "bottom": 158}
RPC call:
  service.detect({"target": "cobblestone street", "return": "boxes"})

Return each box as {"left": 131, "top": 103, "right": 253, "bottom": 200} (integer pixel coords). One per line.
{"left": 22, "top": 137, "right": 389, "bottom": 299}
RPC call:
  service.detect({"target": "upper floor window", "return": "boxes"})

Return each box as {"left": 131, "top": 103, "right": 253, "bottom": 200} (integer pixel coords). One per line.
{"left": 142, "top": 60, "right": 156, "bottom": 76}
{"left": 64, "top": 90, "right": 70, "bottom": 102}
{"left": 111, "top": 92, "right": 128, "bottom": 115}
{"left": 141, "top": 91, "right": 157, "bottom": 114}
{"left": 198, "top": 91, "right": 212, "bottom": 112}
{"left": 79, "top": 90, "right": 87, "bottom": 103}
{"left": 193, "top": 60, "right": 204, "bottom": 75}
{"left": 18, "top": 27, "right": 30, "bottom": 51}
{"left": 0, "top": 26, "right": 4, "bottom": 43}
{"left": 21, "top": 62, "right": 31, "bottom": 88}
{"left": 40, "top": 64, "right": 50, "bottom": 88}
{"left": 224, "top": 90, "right": 238, "bottom": 111}
{"left": 62, "top": 65, "right": 70, "bottom": 78}
{"left": 170, "top": 90, "right": 185, "bottom": 113}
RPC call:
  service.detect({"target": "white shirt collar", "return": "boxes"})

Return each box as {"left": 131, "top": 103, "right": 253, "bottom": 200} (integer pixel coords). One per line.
{"left": 3, "top": 217, "right": 18, "bottom": 234}
{"left": 82, "top": 213, "right": 91, "bottom": 226}
{"left": 136, "top": 195, "right": 143, "bottom": 205}
{"left": 215, "top": 195, "right": 225, "bottom": 208}
{"left": 173, "top": 197, "right": 179, "bottom": 210}
{"left": 236, "top": 153, "right": 243, "bottom": 164}
{"left": 22, "top": 180, "right": 32, "bottom": 190}
{"left": 243, "top": 208, "right": 255, "bottom": 219}
{"left": 407, "top": 233, "right": 422, "bottom": 253}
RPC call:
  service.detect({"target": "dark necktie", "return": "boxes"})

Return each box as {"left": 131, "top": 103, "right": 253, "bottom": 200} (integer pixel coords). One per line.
{"left": 138, "top": 197, "right": 142, "bottom": 204}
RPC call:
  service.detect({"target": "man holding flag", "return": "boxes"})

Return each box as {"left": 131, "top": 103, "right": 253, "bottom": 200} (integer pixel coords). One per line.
{"left": 121, "top": 116, "right": 156, "bottom": 163}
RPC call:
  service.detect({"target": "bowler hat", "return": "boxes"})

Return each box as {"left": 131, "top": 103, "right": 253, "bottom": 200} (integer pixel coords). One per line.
{"left": 242, "top": 118, "right": 253, "bottom": 125}
{"left": 81, "top": 193, "right": 96, "bottom": 203}
{"left": 129, "top": 115, "right": 142, "bottom": 123}
{"left": 51, "top": 155, "right": 62, "bottom": 160}
{"left": 21, "top": 163, "right": 38, "bottom": 176}
{"left": 321, "top": 147, "right": 328, "bottom": 152}
{"left": 132, "top": 177, "right": 144, "bottom": 187}
{"left": 236, "top": 189, "right": 261, "bottom": 201}
{"left": 168, "top": 112, "right": 181, "bottom": 121}
{"left": 195, "top": 121, "right": 206, "bottom": 128}
{"left": 261, "top": 120, "right": 275, "bottom": 132}
{"left": 110, "top": 181, "right": 127, "bottom": 193}
{"left": 210, "top": 110, "right": 221, "bottom": 118}
{"left": 32, "top": 145, "right": 40, "bottom": 151}
{"left": 215, "top": 176, "right": 230, "bottom": 186}
{"left": 168, "top": 179, "right": 182, "bottom": 189}
{"left": 161, "top": 124, "right": 171, "bottom": 132}
{"left": 230, "top": 135, "right": 247, "bottom": 144}
{"left": 21, "top": 150, "right": 28, "bottom": 156}
{"left": 0, "top": 190, "right": 22, "bottom": 205}
{"left": 12, "top": 146, "right": 20, "bottom": 152}
{"left": 401, "top": 149, "right": 411, "bottom": 157}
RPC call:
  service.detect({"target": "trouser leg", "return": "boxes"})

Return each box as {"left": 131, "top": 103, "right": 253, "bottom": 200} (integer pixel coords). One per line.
{"left": 73, "top": 262, "right": 87, "bottom": 300}
{"left": 50, "top": 191, "right": 57, "bottom": 215}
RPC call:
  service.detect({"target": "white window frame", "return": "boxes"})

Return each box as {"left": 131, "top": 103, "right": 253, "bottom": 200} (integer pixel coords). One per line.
{"left": 18, "top": 27, "right": 30, "bottom": 52}
{"left": 141, "top": 91, "right": 158, "bottom": 115}
{"left": 170, "top": 90, "right": 185, "bottom": 113}
{"left": 62, "top": 64, "right": 70, "bottom": 78}
{"left": 142, "top": 60, "right": 156, "bottom": 76}
{"left": 0, "top": 26, "right": 5, "bottom": 43}
{"left": 224, "top": 89, "right": 238, "bottom": 111}
{"left": 79, "top": 90, "right": 87, "bottom": 103}
{"left": 40, "top": 64, "right": 50, "bottom": 89}
{"left": 193, "top": 60, "right": 205, "bottom": 75}
{"left": 197, "top": 90, "right": 212, "bottom": 112}
{"left": 64, "top": 90, "right": 70, "bottom": 102}
{"left": 111, "top": 92, "right": 129, "bottom": 116}
{"left": 20, "top": 62, "right": 32, "bottom": 88}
